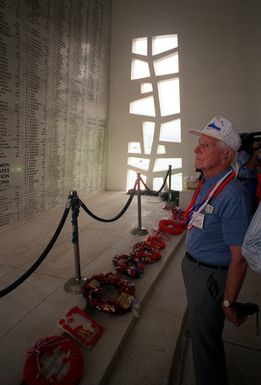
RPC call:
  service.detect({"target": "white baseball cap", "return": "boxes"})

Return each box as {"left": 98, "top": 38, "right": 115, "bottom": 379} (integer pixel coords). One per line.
{"left": 189, "top": 116, "right": 241, "bottom": 151}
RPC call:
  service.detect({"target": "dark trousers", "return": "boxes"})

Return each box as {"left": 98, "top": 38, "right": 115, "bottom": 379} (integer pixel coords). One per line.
{"left": 182, "top": 255, "right": 228, "bottom": 385}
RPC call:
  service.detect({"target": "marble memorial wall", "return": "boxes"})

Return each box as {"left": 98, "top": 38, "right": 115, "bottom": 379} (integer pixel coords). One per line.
{"left": 0, "top": 0, "right": 110, "bottom": 228}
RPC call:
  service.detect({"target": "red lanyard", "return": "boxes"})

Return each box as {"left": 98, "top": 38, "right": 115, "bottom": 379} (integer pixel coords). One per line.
{"left": 183, "top": 179, "right": 203, "bottom": 220}
{"left": 183, "top": 170, "right": 235, "bottom": 221}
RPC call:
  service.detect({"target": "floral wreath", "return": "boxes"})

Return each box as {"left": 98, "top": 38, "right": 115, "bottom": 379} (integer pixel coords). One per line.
{"left": 132, "top": 241, "right": 161, "bottom": 264}
{"left": 146, "top": 234, "right": 166, "bottom": 249}
{"left": 112, "top": 254, "right": 144, "bottom": 278}
{"left": 158, "top": 219, "right": 183, "bottom": 235}
{"left": 82, "top": 272, "right": 136, "bottom": 314}
{"left": 171, "top": 209, "right": 187, "bottom": 229}
{"left": 23, "top": 335, "right": 83, "bottom": 385}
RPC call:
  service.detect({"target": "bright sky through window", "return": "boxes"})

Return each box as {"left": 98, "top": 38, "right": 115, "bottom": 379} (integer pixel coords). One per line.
{"left": 152, "top": 34, "right": 178, "bottom": 55}
{"left": 141, "top": 83, "right": 153, "bottom": 94}
{"left": 143, "top": 121, "right": 155, "bottom": 154}
{"left": 157, "top": 78, "right": 180, "bottom": 116}
{"left": 132, "top": 37, "right": 148, "bottom": 55}
{"left": 160, "top": 119, "right": 181, "bottom": 142}
{"left": 129, "top": 96, "right": 156, "bottom": 117}
{"left": 131, "top": 59, "right": 150, "bottom": 80}
{"left": 153, "top": 53, "right": 179, "bottom": 76}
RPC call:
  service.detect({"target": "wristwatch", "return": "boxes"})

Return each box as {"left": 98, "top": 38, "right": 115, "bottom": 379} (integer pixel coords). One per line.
{"left": 223, "top": 299, "right": 231, "bottom": 308}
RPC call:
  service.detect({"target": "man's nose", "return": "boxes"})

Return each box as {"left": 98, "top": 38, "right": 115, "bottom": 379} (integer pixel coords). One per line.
{"left": 194, "top": 144, "right": 201, "bottom": 153}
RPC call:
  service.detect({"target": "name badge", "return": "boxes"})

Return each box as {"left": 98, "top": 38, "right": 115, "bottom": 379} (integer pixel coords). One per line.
{"left": 205, "top": 204, "right": 214, "bottom": 214}
{"left": 192, "top": 213, "right": 205, "bottom": 229}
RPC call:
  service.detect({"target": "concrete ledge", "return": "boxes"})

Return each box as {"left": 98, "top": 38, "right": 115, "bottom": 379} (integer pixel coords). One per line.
{"left": 105, "top": 237, "right": 188, "bottom": 385}
{"left": 79, "top": 232, "right": 186, "bottom": 385}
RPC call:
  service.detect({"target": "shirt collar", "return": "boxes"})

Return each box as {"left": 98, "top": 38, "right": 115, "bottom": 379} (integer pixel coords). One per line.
{"left": 202, "top": 166, "right": 233, "bottom": 188}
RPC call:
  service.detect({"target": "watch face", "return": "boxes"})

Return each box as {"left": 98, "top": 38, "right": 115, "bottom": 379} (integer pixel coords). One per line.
{"left": 223, "top": 300, "right": 230, "bottom": 308}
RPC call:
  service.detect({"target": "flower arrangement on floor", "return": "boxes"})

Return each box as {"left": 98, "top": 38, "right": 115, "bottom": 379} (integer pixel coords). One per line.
{"left": 131, "top": 241, "right": 162, "bottom": 264}
{"left": 112, "top": 254, "right": 144, "bottom": 278}
{"left": 111, "top": 208, "right": 186, "bottom": 279}
{"left": 23, "top": 335, "right": 83, "bottom": 385}
{"left": 82, "top": 272, "right": 136, "bottom": 314}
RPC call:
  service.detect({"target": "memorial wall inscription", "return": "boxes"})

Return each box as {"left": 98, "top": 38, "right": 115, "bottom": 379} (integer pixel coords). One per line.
{"left": 0, "top": 0, "right": 110, "bottom": 228}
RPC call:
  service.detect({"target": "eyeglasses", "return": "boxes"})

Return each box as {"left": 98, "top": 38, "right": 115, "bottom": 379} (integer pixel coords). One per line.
{"left": 196, "top": 142, "right": 217, "bottom": 150}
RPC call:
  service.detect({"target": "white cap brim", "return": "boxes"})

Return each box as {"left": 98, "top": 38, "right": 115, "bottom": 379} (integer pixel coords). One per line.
{"left": 188, "top": 129, "right": 220, "bottom": 141}
{"left": 188, "top": 128, "right": 240, "bottom": 151}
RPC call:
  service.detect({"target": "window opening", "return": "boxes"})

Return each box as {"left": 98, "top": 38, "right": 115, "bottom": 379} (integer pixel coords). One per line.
{"left": 152, "top": 34, "right": 178, "bottom": 55}
{"left": 143, "top": 121, "right": 155, "bottom": 154}
{"left": 159, "top": 119, "right": 181, "bottom": 143}
{"left": 157, "top": 78, "right": 180, "bottom": 116}
{"left": 141, "top": 82, "right": 153, "bottom": 94}
{"left": 128, "top": 142, "right": 142, "bottom": 154}
{"left": 132, "top": 37, "right": 148, "bottom": 55}
{"left": 128, "top": 157, "right": 150, "bottom": 171}
{"left": 157, "top": 145, "right": 166, "bottom": 154}
{"left": 128, "top": 34, "right": 182, "bottom": 191}
{"left": 131, "top": 59, "right": 150, "bottom": 80}
{"left": 153, "top": 158, "right": 182, "bottom": 172}
{"left": 127, "top": 169, "right": 147, "bottom": 191}
{"left": 129, "top": 96, "right": 156, "bottom": 117}
{"left": 153, "top": 52, "right": 179, "bottom": 76}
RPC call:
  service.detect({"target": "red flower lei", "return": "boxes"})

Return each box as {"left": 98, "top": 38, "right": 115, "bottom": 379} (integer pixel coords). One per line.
{"left": 158, "top": 219, "right": 183, "bottom": 235}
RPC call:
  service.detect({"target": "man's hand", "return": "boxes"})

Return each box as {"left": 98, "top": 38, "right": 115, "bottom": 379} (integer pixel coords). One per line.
{"left": 222, "top": 304, "right": 248, "bottom": 327}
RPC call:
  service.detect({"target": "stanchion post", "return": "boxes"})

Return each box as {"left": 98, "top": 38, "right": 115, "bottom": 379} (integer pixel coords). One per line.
{"left": 131, "top": 173, "right": 148, "bottom": 235}
{"left": 168, "top": 164, "right": 172, "bottom": 202}
{"left": 64, "top": 190, "right": 87, "bottom": 294}
{"left": 163, "top": 165, "right": 177, "bottom": 210}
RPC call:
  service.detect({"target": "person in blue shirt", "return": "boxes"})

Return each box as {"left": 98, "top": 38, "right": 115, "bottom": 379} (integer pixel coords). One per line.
{"left": 182, "top": 116, "right": 251, "bottom": 385}
{"left": 236, "top": 132, "right": 261, "bottom": 212}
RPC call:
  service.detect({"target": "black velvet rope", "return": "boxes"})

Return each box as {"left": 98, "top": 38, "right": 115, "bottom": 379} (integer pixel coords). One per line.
{"left": 139, "top": 167, "right": 170, "bottom": 194}
{"left": 79, "top": 181, "right": 137, "bottom": 222}
{"left": 0, "top": 178, "right": 144, "bottom": 297}
{"left": 0, "top": 205, "right": 70, "bottom": 298}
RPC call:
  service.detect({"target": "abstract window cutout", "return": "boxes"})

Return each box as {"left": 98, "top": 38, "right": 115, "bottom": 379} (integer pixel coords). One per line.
{"left": 153, "top": 172, "right": 182, "bottom": 191}
{"left": 141, "top": 83, "right": 153, "bottom": 94}
{"left": 131, "top": 59, "right": 150, "bottom": 80}
{"left": 128, "top": 142, "right": 141, "bottom": 154}
{"left": 153, "top": 177, "right": 163, "bottom": 191}
{"left": 129, "top": 96, "right": 156, "bottom": 117}
{"left": 153, "top": 158, "right": 182, "bottom": 172}
{"left": 128, "top": 157, "right": 150, "bottom": 171}
{"left": 127, "top": 169, "right": 147, "bottom": 191}
{"left": 171, "top": 172, "right": 183, "bottom": 191}
{"left": 132, "top": 37, "right": 148, "bottom": 56}
{"left": 153, "top": 53, "right": 179, "bottom": 76}
{"left": 159, "top": 119, "right": 181, "bottom": 143}
{"left": 152, "top": 35, "right": 178, "bottom": 55}
{"left": 143, "top": 121, "right": 155, "bottom": 154}
{"left": 157, "top": 145, "right": 166, "bottom": 154}
{"left": 128, "top": 34, "right": 182, "bottom": 191}
{"left": 157, "top": 78, "right": 180, "bottom": 116}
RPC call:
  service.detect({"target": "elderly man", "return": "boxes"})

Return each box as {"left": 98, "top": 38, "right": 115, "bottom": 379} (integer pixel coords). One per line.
{"left": 182, "top": 116, "right": 251, "bottom": 385}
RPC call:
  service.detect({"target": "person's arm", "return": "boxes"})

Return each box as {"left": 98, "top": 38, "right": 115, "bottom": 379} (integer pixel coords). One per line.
{"left": 246, "top": 141, "right": 261, "bottom": 170}
{"left": 222, "top": 245, "right": 248, "bottom": 326}
{"left": 246, "top": 150, "right": 259, "bottom": 170}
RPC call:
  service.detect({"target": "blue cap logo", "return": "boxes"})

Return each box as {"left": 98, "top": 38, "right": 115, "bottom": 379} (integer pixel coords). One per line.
{"left": 208, "top": 122, "right": 221, "bottom": 131}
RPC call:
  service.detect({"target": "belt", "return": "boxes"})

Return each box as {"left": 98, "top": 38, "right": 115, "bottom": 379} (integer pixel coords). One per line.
{"left": 185, "top": 252, "right": 228, "bottom": 271}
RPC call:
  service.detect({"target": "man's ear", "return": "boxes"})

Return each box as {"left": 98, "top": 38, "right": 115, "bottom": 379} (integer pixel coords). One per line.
{"left": 221, "top": 150, "right": 232, "bottom": 164}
